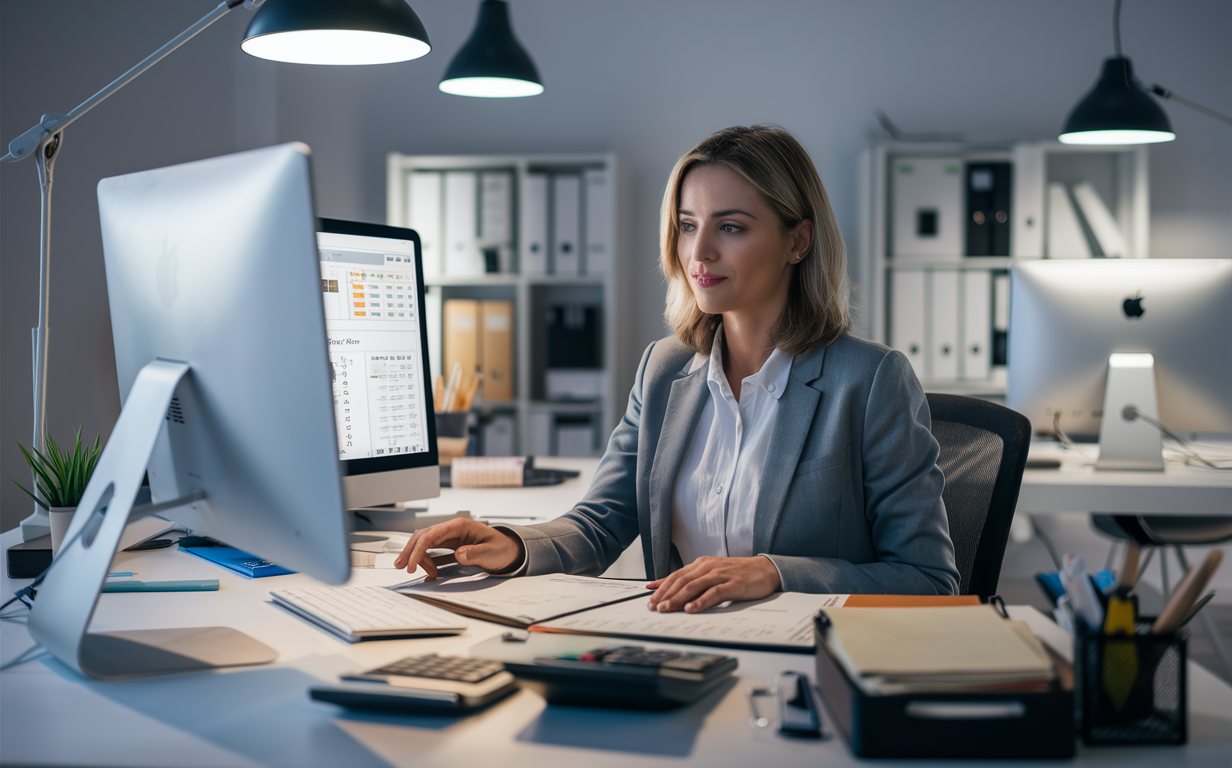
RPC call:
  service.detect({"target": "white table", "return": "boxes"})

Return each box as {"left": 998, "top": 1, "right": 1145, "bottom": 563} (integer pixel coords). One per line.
{"left": 3, "top": 478, "right": 1231, "bottom": 767}
{"left": 1018, "top": 441, "right": 1232, "bottom": 515}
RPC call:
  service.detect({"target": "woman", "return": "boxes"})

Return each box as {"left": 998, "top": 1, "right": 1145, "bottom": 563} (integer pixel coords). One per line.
{"left": 395, "top": 126, "right": 959, "bottom": 612}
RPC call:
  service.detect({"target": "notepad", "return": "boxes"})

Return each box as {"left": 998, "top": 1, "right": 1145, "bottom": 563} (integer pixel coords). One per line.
{"left": 821, "top": 605, "right": 1055, "bottom": 694}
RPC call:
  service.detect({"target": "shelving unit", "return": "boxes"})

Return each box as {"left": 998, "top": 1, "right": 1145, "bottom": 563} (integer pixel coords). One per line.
{"left": 855, "top": 140, "right": 1149, "bottom": 396}
{"left": 387, "top": 152, "right": 624, "bottom": 457}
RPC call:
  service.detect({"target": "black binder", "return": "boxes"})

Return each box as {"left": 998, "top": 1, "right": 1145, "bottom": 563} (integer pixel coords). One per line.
{"left": 965, "top": 162, "right": 1012, "bottom": 256}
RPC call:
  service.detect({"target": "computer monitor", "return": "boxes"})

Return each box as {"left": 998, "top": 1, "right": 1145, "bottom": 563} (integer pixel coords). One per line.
{"left": 29, "top": 144, "right": 353, "bottom": 679}
{"left": 315, "top": 219, "right": 439, "bottom": 510}
{"left": 1006, "top": 259, "right": 1231, "bottom": 469}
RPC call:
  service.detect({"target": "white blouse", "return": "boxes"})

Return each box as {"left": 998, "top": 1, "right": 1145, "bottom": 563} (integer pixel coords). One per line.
{"left": 671, "top": 329, "right": 793, "bottom": 566}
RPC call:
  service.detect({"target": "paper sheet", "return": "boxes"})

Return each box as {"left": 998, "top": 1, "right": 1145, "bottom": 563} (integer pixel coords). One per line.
{"left": 394, "top": 574, "right": 651, "bottom": 626}
{"left": 533, "top": 591, "right": 851, "bottom": 650}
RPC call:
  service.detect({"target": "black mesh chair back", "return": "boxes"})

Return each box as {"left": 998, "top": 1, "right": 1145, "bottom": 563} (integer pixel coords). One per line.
{"left": 927, "top": 393, "right": 1032, "bottom": 597}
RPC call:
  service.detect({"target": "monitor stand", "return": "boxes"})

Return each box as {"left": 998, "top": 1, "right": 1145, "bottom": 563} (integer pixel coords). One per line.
{"left": 27, "top": 359, "right": 277, "bottom": 679}
{"left": 1096, "top": 353, "right": 1165, "bottom": 472}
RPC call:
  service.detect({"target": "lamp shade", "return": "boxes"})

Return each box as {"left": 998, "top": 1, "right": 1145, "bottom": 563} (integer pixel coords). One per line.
{"left": 1059, "top": 57, "right": 1174, "bottom": 145}
{"left": 242, "top": 0, "right": 431, "bottom": 65}
{"left": 440, "top": 1, "right": 543, "bottom": 98}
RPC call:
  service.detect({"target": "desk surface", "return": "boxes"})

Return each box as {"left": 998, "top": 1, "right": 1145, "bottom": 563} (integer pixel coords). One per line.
{"left": 1017, "top": 441, "right": 1231, "bottom": 515}
{"left": 4, "top": 510, "right": 1232, "bottom": 766}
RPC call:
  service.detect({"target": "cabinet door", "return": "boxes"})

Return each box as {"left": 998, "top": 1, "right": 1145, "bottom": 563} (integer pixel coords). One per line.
{"left": 890, "top": 269, "right": 926, "bottom": 380}
{"left": 930, "top": 270, "right": 960, "bottom": 381}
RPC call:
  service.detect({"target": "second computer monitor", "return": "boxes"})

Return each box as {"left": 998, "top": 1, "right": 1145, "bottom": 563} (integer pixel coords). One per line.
{"left": 1006, "top": 258, "right": 1232, "bottom": 441}
{"left": 316, "top": 218, "right": 440, "bottom": 509}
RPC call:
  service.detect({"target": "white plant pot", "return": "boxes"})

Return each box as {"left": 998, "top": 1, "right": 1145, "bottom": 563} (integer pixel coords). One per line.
{"left": 49, "top": 506, "right": 77, "bottom": 556}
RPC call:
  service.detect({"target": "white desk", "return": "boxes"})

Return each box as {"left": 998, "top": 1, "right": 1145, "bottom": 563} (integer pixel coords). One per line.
{"left": 3, "top": 482, "right": 1232, "bottom": 767}
{"left": 1018, "top": 441, "right": 1232, "bottom": 515}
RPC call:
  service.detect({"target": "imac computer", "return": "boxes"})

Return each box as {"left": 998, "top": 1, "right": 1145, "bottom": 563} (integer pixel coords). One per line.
{"left": 315, "top": 219, "right": 439, "bottom": 511}
{"left": 27, "top": 143, "right": 436, "bottom": 679}
{"left": 1006, "top": 259, "right": 1232, "bottom": 470}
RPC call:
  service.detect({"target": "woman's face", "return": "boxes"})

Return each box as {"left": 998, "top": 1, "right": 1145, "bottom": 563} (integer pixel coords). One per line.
{"left": 676, "top": 164, "right": 811, "bottom": 323}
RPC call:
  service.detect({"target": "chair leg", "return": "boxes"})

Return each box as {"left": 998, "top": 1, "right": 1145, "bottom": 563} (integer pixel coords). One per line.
{"left": 1175, "top": 546, "right": 1232, "bottom": 680}
{"left": 1031, "top": 516, "right": 1064, "bottom": 570}
{"left": 1136, "top": 547, "right": 1155, "bottom": 585}
{"left": 1104, "top": 539, "right": 1122, "bottom": 571}
{"left": 1160, "top": 547, "right": 1170, "bottom": 597}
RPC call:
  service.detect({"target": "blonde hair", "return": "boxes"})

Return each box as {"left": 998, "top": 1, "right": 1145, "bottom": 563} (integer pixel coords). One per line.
{"left": 660, "top": 125, "right": 851, "bottom": 355}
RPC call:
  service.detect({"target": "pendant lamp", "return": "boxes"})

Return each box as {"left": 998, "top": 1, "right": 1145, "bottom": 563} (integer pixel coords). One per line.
{"left": 1059, "top": 57, "right": 1174, "bottom": 145}
{"left": 1059, "top": 0, "right": 1173, "bottom": 145}
{"left": 242, "top": 0, "right": 432, "bottom": 66}
{"left": 440, "top": 0, "right": 544, "bottom": 98}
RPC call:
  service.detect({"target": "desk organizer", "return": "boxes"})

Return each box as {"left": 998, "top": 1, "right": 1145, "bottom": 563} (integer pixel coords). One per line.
{"left": 812, "top": 613, "right": 1075, "bottom": 759}
{"left": 1075, "top": 619, "right": 1187, "bottom": 745}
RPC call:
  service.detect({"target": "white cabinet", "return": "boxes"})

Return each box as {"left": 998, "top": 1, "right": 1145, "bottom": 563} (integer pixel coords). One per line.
{"left": 856, "top": 141, "right": 1150, "bottom": 395}
{"left": 387, "top": 152, "right": 624, "bottom": 457}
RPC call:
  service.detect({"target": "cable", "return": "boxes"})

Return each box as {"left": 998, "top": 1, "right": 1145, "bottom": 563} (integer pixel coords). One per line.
{"left": 1122, "top": 406, "right": 1232, "bottom": 470}
{"left": 0, "top": 564, "right": 49, "bottom": 613}
{"left": 1051, "top": 411, "right": 1079, "bottom": 450}
{"left": 1113, "top": 0, "right": 1122, "bottom": 58}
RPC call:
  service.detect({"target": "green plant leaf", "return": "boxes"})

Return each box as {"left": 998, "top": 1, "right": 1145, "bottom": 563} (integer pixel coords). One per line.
{"left": 13, "top": 423, "right": 103, "bottom": 508}
{"left": 10, "top": 479, "right": 50, "bottom": 511}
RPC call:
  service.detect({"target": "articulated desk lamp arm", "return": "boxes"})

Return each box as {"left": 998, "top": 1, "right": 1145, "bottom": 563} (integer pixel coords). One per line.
{"left": 1, "top": 0, "right": 265, "bottom": 542}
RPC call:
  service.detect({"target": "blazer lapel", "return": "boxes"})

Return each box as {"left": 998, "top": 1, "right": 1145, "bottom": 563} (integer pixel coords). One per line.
{"left": 752, "top": 344, "right": 828, "bottom": 554}
{"left": 648, "top": 353, "right": 709, "bottom": 578}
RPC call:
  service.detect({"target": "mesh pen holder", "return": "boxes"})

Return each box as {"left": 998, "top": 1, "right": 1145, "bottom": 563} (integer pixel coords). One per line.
{"left": 1075, "top": 619, "right": 1187, "bottom": 745}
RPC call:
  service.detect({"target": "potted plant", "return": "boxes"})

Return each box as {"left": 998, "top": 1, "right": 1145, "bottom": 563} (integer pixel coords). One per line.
{"left": 13, "top": 425, "right": 102, "bottom": 555}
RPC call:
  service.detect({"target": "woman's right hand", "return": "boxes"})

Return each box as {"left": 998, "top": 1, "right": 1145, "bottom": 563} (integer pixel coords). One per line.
{"left": 392, "top": 518, "right": 524, "bottom": 580}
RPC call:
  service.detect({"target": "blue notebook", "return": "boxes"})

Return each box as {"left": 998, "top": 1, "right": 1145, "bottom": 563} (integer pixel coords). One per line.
{"left": 179, "top": 544, "right": 294, "bottom": 578}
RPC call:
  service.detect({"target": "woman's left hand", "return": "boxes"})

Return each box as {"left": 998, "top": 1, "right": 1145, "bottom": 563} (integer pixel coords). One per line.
{"left": 645, "top": 555, "right": 782, "bottom": 613}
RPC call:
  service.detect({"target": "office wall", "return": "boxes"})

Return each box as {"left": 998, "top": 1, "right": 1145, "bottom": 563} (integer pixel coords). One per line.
{"left": 2, "top": 0, "right": 1229, "bottom": 533}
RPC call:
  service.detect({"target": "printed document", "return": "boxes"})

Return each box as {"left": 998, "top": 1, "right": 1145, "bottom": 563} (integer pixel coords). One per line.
{"left": 533, "top": 591, "right": 851, "bottom": 650}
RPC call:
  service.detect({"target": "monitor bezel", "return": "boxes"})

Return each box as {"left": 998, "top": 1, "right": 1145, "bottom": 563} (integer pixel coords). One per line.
{"left": 316, "top": 217, "right": 439, "bottom": 478}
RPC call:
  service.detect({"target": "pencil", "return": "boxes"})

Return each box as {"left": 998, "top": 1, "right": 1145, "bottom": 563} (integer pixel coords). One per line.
{"left": 433, "top": 375, "right": 445, "bottom": 411}
{"left": 442, "top": 363, "right": 463, "bottom": 412}
{"left": 460, "top": 374, "right": 482, "bottom": 412}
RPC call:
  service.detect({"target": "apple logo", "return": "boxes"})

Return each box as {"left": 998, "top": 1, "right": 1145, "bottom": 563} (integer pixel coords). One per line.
{"left": 1122, "top": 292, "right": 1145, "bottom": 319}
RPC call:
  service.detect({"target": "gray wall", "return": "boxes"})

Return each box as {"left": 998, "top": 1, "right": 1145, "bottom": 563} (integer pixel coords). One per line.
{"left": 3, "top": 0, "right": 1229, "bottom": 532}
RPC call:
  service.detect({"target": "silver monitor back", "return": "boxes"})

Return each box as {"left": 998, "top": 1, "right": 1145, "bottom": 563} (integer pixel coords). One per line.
{"left": 100, "top": 143, "right": 349, "bottom": 584}
{"left": 1007, "top": 259, "right": 1232, "bottom": 440}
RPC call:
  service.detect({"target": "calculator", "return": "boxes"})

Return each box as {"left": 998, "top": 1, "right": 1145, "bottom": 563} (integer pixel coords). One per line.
{"left": 309, "top": 654, "right": 519, "bottom": 713}
{"left": 502, "top": 645, "right": 737, "bottom": 709}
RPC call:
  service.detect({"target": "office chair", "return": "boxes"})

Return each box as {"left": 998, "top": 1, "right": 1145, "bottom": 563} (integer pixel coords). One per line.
{"left": 1091, "top": 513, "right": 1232, "bottom": 679}
{"left": 926, "top": 393, "right": 1032, "bottom": 597}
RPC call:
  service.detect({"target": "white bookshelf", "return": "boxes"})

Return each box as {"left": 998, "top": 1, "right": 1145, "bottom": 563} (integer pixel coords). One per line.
{"left": 387, "top": 152, "right": 624, "bottom": 457}
{"left": 855, "top": 140, "right": 1150, "bottom": 396}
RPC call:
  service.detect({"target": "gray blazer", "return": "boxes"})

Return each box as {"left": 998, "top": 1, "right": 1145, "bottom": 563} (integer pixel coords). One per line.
{"left": 502, "top": 334, "right": 960, "bottom": 595}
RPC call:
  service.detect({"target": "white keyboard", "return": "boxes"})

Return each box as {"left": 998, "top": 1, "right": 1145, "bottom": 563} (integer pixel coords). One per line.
{"left": 271, "top": 585, "right": 468, "bottom": 642}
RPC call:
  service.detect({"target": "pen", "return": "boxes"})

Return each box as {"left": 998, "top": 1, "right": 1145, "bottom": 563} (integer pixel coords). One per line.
{"left": 1175, "top": 592, "right": 1216, "bottom": 631}
{"left": 102, "top": 579, "right": 219, "bottom": 593}
{"left": 1154, "top": 549, "right": 1223, "bottom": 634}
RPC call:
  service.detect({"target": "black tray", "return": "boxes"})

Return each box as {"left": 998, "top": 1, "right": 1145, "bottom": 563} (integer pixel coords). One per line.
{"left": 813, "top": 612, "right": 1074, "bottom": 759}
